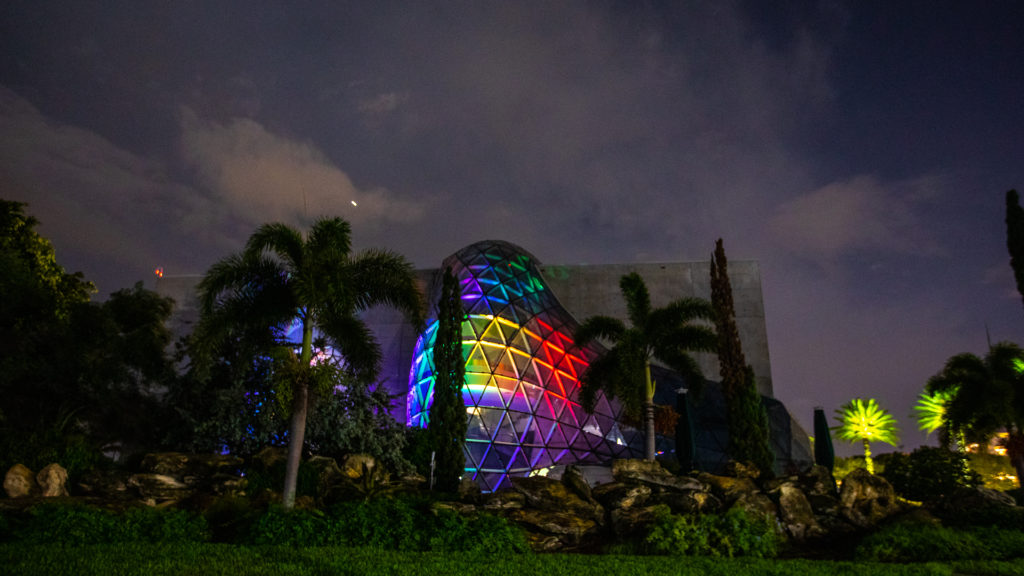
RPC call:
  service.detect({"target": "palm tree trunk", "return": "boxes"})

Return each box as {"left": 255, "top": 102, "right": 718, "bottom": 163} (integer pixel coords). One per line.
{"left": 1007, "top": 431, "right": 1024, "bottom": 489}
{"left": 863, "top": 438, "right": 874, "bottom": 475}
{"left": 282, "top": 316, "right": 314, "bottom": 510}
{"left": 644, "top": 362, "right": 655, "bottom": 461}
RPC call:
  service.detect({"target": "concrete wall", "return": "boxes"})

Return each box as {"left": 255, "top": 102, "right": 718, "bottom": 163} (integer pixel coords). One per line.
{"left": 537, "top": 261, "right": 773, "bottom": 397}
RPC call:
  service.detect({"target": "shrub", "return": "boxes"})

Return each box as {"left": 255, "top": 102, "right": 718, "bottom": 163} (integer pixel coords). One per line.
{"left": 857, "top": 522, "right": 1024, "bottom": 562}
{"left": 14, "top": 504, "right": 208, "bottom": 545}
{"left": 247, "top": 506, "right": 330, "bottom": 546}
{"left": 883, "top": 447, "right": 980, "bottom": 502}
{"left": 644, "top": 506, "right": 778, "bottom": 558}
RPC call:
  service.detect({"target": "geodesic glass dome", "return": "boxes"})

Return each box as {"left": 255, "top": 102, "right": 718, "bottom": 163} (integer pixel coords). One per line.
{"left": 407, "top": 240, "right": 641, "bottom": 491}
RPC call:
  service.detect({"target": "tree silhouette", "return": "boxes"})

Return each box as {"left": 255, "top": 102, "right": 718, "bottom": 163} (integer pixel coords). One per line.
{"left": 195, "top": 218, "right": 423, "bottom": 508}
{"left": 574, "top": 273, "right": 716, "bottom": 460}
{"left": 710, "top": 238, "right": 774, "bottom": 476}
{"left": 429, "top": 267, "right": 467, "bottom": 492}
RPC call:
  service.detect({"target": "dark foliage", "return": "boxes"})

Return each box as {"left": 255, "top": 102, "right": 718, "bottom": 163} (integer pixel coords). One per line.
{"left": 710, "top": 239, "right": 774, "bottom": 476}
{"left": 1, "top": 201, "right": 175, "bottom": 476}
{"left": 428, "top": 267, "right": 468, "bottom": 492}
{"left": 882, "top": 446, "right": 980, "bottom": 502}
{"left": 1006, "top": 189, "right": 1024, "bottom": 311}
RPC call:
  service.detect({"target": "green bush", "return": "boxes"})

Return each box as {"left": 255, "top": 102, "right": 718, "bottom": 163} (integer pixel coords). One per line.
{"left": 14, "top": 504, "right": 208, "bottom": 545}
{"left": 883, "top": 447, "right": 980, "bottom": 502}
{"left": 244, "top": 496, "right": 528, "bottom": 552}
{"left": 644, "top": 506, "right": 778, "bottom": 558}
{"left": 857, "top": 522, "right": 1024, "bottom": 562}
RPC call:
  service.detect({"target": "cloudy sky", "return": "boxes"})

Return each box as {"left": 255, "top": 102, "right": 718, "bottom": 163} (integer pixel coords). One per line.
{"left": 3, "top": 1, "right": 1022, "bottom": 455}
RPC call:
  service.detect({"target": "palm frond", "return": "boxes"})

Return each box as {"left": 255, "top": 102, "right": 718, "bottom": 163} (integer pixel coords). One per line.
{"left": 317, "top": 313, "right": 382, "bottom": 382}
{"left": 619, "top": 273, "right": 651, "bottom": 329}
{"left": 573, "top": 315, "right": 626, "bottom": 347}
{"left": 914, "top": 388, "right": 955, "bottom": 434}
{"left": 307, "top": 217, "right": 352, "bottom": 257}
{"left": 245, "top": 222, "right": 305, "bottom": 271}
{"left": 833, "top": 398, "right": 899, "bottom": 447}
{"left": 346, "top": 249, "right": 425, "bottom": 328}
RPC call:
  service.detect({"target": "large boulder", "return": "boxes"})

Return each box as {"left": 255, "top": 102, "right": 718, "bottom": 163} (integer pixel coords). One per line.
{"left": 592, "top": 481, "right": 652, "bottom": 510}
{"left": 838, "top": 468, "right": 901, "bottom": 527}
{"left": 140, "top": 453, "right": 243, "bottom": 483}
{"left": 37, "top": 463, "right": 69, "bottom": 497}
{"left": 128, "top": 473, "right": 193, "bottom": 503}
{"left": 509, "top": 476, "right": 604, "bottom": 523}
{"left": 4, "top": 464, "right": 37, "bottom": 498}
{"left": 609, "top": 504, "right": 662, "bottom": 537}
{"left": 771, "top": 481, "right": 824, "bottom": 541}
{"left": 507, "top": 508, "right": 600, "bottom": 547}
{"left": 612, "top": 459, "right": 703, "bottom": 492}
{"left": 698, "top": 472, "right": 760, "bottom": 505}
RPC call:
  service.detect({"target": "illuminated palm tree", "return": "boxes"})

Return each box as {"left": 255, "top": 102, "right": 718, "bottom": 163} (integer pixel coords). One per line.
{"left": 914, "top": 388, "right": 962, "bottom": 450}
{"left": 833, "top": 398, "right": 899, "bottom": 474}
{"left": 926, "top": 342, "right": 1024, "bottom": 486}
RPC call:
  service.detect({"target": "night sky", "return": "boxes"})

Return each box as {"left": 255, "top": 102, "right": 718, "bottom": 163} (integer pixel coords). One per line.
{"left": 3, "top": 1, "right": 1023, "bottom": 456}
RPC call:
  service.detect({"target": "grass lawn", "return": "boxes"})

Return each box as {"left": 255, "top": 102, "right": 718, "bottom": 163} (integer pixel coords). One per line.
{"left": 4, "top": 544, "right": 1022, "bottom": 576}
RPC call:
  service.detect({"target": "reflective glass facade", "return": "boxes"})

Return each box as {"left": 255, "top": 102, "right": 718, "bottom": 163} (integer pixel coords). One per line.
{"left": 407, "top": 240, "right": 641, "bottom": 491}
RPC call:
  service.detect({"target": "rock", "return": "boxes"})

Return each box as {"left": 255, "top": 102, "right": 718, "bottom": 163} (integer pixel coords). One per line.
{"left": 251, "top": 446, "right": 287, "bottom": 471}
{"left": 141, "top": 452, "right": 190, "bottom": 476}
{"left": 480, "top": 490, "right": 526, "bottom": 511}
{"left": 78, "top": 469, "right": 131, "bottom": 498}
{"left": 609, "top": 504, "right": 662, "bottom": 537}
{"left": 431, "top": 500, "right": 479, "bottom": 516}
{"left": 561, "top": 465, "right": 596, "bottom": 504}
{"left": 306, "top": 455, "right": 343, "bottom": 499}
{"left": 801, "top": 465, "right": 838, "bottom": 498}
{"left": 612, "top": 459, "right": 703, "bottom": 492}
{"left": 652, "top": 489, "right": 721, "bottom": 515}
{"left": 508, "top": 508, "right": 600, "bottom": 546}
{"left": 592, "top": 481, "right": 652, "bottom": 510}
{"left": 340, "top": 454, "right": 376, "bottom": 479}
{"left": 838, "top": 468, "right": 901, "bottom": 528}
{"left": 37, "top": 463, "right": 69, "bottom": 497}
{"left": 698, "top": 472, "right": 760, "bottom": 504}
{"left": 458, "top": 475, "right": 481, "bottom": 502}
{"left": 730, "top": 490, "right": 778, "bottom": 519}
{"left": 4, "top": 464, "right": 36, "bottom": 498}
{"left": 140, "top": 453, "right": 244, "bottom": 481}
{"left": 509, "top": 476, "right": 604, "bottom": 523}
{"left": 771, "top": 482, "right": 823, "bottom": 541}
{"left": 128, "top": 473, "right": 193, "bottom": 502}
{"left": 725, "top": 460, "right": 762, "bottom": 480}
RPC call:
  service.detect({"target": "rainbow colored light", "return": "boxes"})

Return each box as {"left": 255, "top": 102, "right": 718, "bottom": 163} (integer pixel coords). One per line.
{"left": 407, "top": 240, "right": 640, "bottom": 491}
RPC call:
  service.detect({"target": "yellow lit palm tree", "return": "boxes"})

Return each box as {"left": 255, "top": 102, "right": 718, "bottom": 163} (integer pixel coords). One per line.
{"left": 833, "top": 398, "right": 899, "bottom": 474}
{"left": 914, "top": 388, "right": 963, "bottom": 450}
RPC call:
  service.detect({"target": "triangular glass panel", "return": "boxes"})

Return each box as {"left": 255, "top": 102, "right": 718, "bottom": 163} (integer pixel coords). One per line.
{"left": 481, "top": 445, "right": 507, "bottom": 472}
{"left": 506, "top": 383, "right": 531, "bottom": 414}
{"left": 480, "top": 320, "right": 505, "bottom": 345}
{"left": 509, "top": 448, "right": 531, "bottom": 473}
{"left": 547, "top": 394, "right": 567, "bottom": 421}
{"left": 518, "top": 415, "right": 543, "bottom": 447}
{"left": 521, "top": 382, "right": 544, "bottom": 412}
{"left": 492, "top": 411, "right": 519, "bottom": 444}
{"left": 465, "top": 441, "right": 489, "bottom": 469}
{"left": 479, "top": 407, "right": 504, "bottom": 441}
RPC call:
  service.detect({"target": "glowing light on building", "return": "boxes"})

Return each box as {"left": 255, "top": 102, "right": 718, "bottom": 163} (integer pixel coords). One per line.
{"left": 154, "top": 267, "right": 164, "bottom": 278}
{"left": 407, "top": 240, "right": 640, "bottom": 491}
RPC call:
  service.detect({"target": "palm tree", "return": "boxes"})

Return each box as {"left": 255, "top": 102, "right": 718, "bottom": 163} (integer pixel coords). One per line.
{"left": 926, "top": 342, "right": 1024, "bottom": 486}
{"left": 573, "top": 272, "right": 716, "bottom": 461}
{"left": 833, "top": 398, "right": 899, "bottom": 474}
{"left": 913, "top": 388, "right": 961, "bottom": 450}
{"left": 195, "top": 218, "right": 424, "bottom": 509}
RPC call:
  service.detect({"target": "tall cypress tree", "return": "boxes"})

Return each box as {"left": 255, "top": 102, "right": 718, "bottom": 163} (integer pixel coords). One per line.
{"left": 710, "top": 239, "right": 774, "bottom": 476}
{"left": 1006, "top": 189, "right": 1024, "bottom": 311}
{"left": 429, "top": 267, "right": 467, "bottom": 492}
